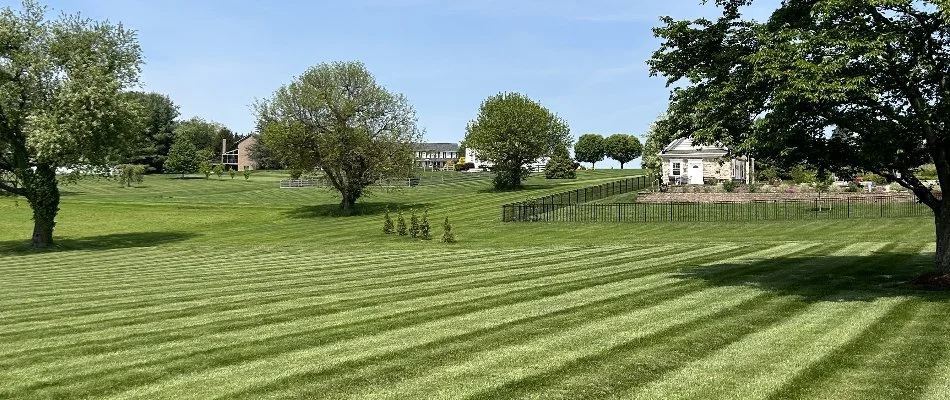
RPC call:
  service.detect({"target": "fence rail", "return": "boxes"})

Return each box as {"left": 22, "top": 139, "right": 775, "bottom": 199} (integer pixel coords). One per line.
{"left": 502, "top": 197, "right": 928, "bottom": 223}
{"left": 501, "top": 176, "right": 649, "bottom": 221}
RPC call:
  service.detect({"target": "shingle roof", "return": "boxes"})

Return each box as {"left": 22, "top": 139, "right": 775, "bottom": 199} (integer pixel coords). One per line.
{"left": 659, "top": 138, "right": 730, "bottom": 158}
{"left": 412, "top": 142, "right": 459, "bottom": 152}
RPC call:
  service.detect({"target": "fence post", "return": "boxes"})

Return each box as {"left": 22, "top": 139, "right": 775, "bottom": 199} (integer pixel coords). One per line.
{"left": 670, "top": 201, "right": 674, "bottom": 221}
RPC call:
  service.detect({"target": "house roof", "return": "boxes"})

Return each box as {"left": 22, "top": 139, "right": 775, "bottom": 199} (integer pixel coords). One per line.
{"left": 234, "top": 134, "right": 257, "bottom": 146}
{"left": 412, "top": 142, "right": 459, "bottom": 152}
{"left": 659, "top": 138, "right": 732, "bottom": 158}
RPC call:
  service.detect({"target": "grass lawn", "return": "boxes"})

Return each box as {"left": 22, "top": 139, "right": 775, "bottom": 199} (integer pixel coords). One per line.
{"left": 1, "top": 169, "right": 949, "bottom": 399}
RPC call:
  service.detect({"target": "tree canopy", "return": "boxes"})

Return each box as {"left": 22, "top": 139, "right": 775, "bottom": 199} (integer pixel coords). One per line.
{"left": 574, "top": 134, "right": 606, "bottom": 169}
{"left": 464, "top": 92, "right": 571, "bottom": 190}
{"left": 649, "top": 0, "right": 950, "bottom": 273}
{"left": 605, "top": 133, "right": 643, "bottom": 169}
{"left": 0, "top": 0, "right": 143, "bottom": 247}
{"left": 124, "top": 91, "right": 179, "bottom": 172}
{"left": 641, "top": 115, "right": 675, "bottom": 179}
{"left": 256, "top": 61, "right": 422, "bottom": 211}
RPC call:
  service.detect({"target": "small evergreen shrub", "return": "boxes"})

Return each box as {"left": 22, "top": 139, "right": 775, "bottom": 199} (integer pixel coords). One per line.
{"left": 722, "top": 180, "right": 737, "bottom": 193}
{"left": 396, "top": 211, "right": 408, "bottom": 236}
{"left": 409, "top": 210, "right": 420, "bottom": 238}
{"left": 243, "top": 166, "right": 251, "bottom": 180}
{"left": 420, "top": 210, "right": 431, "bottom": 240}
{"left": 383, "top": 208, "right": 395, "bottom": 234}
{"left": 440, "top": 217, "right": 456, "bottom": 243}
{"left": 544, "top": 146, "right": 577, "bottom": 179}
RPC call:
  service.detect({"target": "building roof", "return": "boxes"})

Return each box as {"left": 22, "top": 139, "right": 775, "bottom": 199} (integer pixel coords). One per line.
{"left": 412, "top": 142, "right": 459, "bottom": 152}
{"left": 234, "top": 134, "right": 257, "bottom": 146}
{"left": 659, "top": 138, "right": 733, "bottom": 158}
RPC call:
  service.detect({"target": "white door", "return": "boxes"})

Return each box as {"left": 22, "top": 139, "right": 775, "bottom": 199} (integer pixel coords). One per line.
{"left": 688, "top": 160, "right": 704, "bottom": 185}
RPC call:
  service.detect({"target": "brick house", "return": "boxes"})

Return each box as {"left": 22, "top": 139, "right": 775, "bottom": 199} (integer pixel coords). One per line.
{"left": 222, "top": 135, "right": 258, "bottom": 171}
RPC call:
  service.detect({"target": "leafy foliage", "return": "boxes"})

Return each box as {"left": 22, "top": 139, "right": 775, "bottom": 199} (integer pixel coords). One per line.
{"left": 464, "top": 92, "right": 571, "bottom": 190}
{"left": 605, "top": 134, "right": 643, "bottom": 169}
{"left": 409, "top": 209, "right": 420, "bottom": 238}
{"left": 243, "top": 166, "right": 251, "bottom": 181}
{"left": 123, "top": 91, "right": 180, "bottom": 172}
{"left": 648, "top": 0, "right": 950, "bottom": 269}
{"left": 0, "top": 0, "right": 144, "bottom": 247}
{"left": 229, "top": 168, "right": 236, "bottom": 180}
{"left": 116, "top": 164, "right": 146, "bottom": 187}
{"left": 544, "top": 145, "right": 576, "bottom": 179}
{"left": 212, "top": 163, "right": 224, "bottom": 179}
{"left": 641, "top": 115, "right": 676, "bottom": 180}
{"left": 383, "top": 208, "right": 394, "bottom": 234}
{"left": 197, "top": 150, "right": 214, "bottom": 179}
{"left": 247, "top": 131, "right": 285, "bottom": 170}
{"left": 396, "top": 211, "right": 408, "bottom": 236}
{"left": 574, "top": 134, "right": 606, "bottom": 169}
{"left": 722, "top": 180, "right": 737, "bottom": 193}
{"left": 440, "top": 217, "right": 456, "bottom": 243}
{"left": 420, "top": 210, "right": 431, "bottom": 240}
{"left": 790, "top": 165, "right": 815, "bottom": 185}
{"left": 256, "top": 61, "right": 422, "bottom": 211}
{"left": 164, "top": 141, "right": 199, "bottom": 178}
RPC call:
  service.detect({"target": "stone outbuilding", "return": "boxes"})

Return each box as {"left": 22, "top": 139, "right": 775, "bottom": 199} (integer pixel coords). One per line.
{"left": 659, "top": 138, "right": 752, "bottom": 185}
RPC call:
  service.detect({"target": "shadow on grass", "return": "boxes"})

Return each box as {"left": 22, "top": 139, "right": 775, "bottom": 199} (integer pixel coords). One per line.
{"left": 676, "top": 249, "right": 950, "bottom": 302}
{"left": 0, "top": 231, "right": 199, "bottom": 256}
{"left": 283, "top": 201, "right": 435, "bottom": 218}
{"left": 475, "top": 184, "right": 553, "bottom": 195}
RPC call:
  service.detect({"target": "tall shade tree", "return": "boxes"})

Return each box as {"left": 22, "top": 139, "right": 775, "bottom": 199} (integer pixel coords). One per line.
{"left": 124, "top": 91, "right": 179, "bottom": 172}
{"left": 256, "top": 61, "right": 422, "bottom": 211}
{"left": 605, "top": 133, "right": 643, "bottom": 169}
{"left": 649, "top": 0, "right": 950, "bottom": 276}
{"left": 464, "top": 92, "right": 571, "bottom": 190}
{"left": 574, "top": 134, "right": 606, "bottom": 169}
{"left": 173, "top": 117, "right": 232, "bottom": 158}
{"left": 0, "top": 0, "right": 143, "bottom": 247}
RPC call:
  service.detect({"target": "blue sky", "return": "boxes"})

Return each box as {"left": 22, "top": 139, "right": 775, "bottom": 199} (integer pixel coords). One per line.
{"left": 21, "top": 0, "right": 777, "bottom": 167}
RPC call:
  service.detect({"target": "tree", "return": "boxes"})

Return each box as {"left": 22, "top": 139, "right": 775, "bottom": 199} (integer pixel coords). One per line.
{"left": 197, "top": 149, "right": 214, "bottom": 179}
{"left": 544, "top": 145, "right": 577, "bottom": 179}
{"left": 0, "top": 1, "right": 144, "bottom": 247}
{"left": 605, "top": 134, "right": 643, "bottom": 169}
{"left": 641, "top": 115, "right": 676, "bottom": 180}
{"left": 409, "top": 209, "right": 420, "bottom": 238}
{"left": 164, "top": 140, "right": 199, "bottom": 178}
{"left": 649, "top": 0, "right": 950, "bottom": 275}
{"left": 464, "top": 92, "right": 571, "bottom": 190}
{"left": 256, "top": 61, "right": 422, "bottom": 211}
{"left": 173, "top": 117, "right": 223, "bottom": 157}
{"left": 574, "top": 134, "right": 606, "bottom": 169}
{"left": 383, "top": 208, "right": 394, "bottom": 234}
{"left": 247, "top": 132, "right": 284, "bottom": 170}
{"left": 396, "top": 211, "right": 408, "bottom": 236}
{"left": 420, "top": 209, "right": 431, "bottom": 240}
{"left": 440, "top": 217, "right": 456, "bottom": 243}
{"left": 116, "top": 164, "right": 146, "bottom": 187}
{"left": 124, "top": 91, "right": 179, "bottom": 172}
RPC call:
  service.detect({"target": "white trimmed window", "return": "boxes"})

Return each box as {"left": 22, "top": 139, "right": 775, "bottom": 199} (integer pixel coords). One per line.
{"left": 672, "top": 162, "right": 682, "bottom": 176}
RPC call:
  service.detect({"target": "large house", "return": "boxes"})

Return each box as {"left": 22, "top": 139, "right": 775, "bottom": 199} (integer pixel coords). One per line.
{"left": 465, "top": 148, "right": 548, "bottom": 172}
{"left": 413, "top": 143, "right": 460, "bottom": 170}
{"left": 222, "top": 135, "right": 258, "bottom": 171}
{"left": 659, "top": 138, "right": 751, "bottom": 184}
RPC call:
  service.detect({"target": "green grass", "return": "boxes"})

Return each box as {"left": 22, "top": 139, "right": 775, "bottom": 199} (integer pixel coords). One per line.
{"left": 1, "top": 169, "right": 948, "bottom": 399}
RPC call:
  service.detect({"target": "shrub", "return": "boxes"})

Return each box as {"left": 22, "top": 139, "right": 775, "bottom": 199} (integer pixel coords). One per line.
{"left": 243, "top": 166, "right": 251, "bottom": 180}
{"left": 863, "top": 173, "right": 887, "bottom": 185}
{"left": 456, "top": 162, "right": 475, "bottom": 171}
{"left": 115, "top": 164, "right": 146, "bottom": 187}
{"left": 212, "top": 163, "right": 224, "bottom": 179}
{"left": 440, "top": 217, "right": 456, "bottom": 243}
{"left": 747, "top": 183, "right": 759, "bottom": 193}
{"left": 409, "top": 210, "right": 420, "bottom": 238}
{"left": 199, "top": 160, "right": 213, "bottom": 179}
{"left": 396, "top": 211, "right": 408, "bottom": 236}
{"left": 722, "top": 180, "right": 737, "bottom": 193}
{"left": 889, "top": 183, "right": 908, "bottom": 192}
{"left": 289, "top": 168, "right": 304, "bottom": 179}
{"left": 759, "top": 167, "right": 780, "bottom": 184}
{"left": 383, "top": 208, "right": 395, "bottom": 234}
{"left": 420, "top": 210, "right": 431, "bottom": 240}
{"left": 229, "top": 168, "right": 236, "bottom": 179}
{"left": 790, "top": 165, "right": 815, "bottom": 184}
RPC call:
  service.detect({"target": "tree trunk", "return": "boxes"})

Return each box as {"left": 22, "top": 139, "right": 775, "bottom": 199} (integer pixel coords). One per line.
{"left": 620, "top": 162, "right": 625, "bottom": 169}
{"left": 25, "top": 164, "right": 60, "bottom": 248}
{"left": 935, "top": 203, "right": 950, "bottom": 273}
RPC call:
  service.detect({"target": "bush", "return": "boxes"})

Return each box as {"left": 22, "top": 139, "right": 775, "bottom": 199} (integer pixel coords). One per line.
{"left": 747, "top": 183, "right": 759, "bottom": 193}
{"left": 409, "top": 210, "right": 420, "bottom": 238}
{"left": 722, "top": 180, "right": 737, "bottom": 193}
{"left": 440, "top": 217, "right": 456, "bottom": 243}
{"left": 229, "top": 168, "right": 236, "bottom": 179}
{"left": 116, "top": 164, "right": 146, "bottom": 187}
{"left": 790, "top": 165, "right": 815, "bottom": 184}
{"left": 383, "top": 208, "right": 395, "bottom": 234}
{"left": 863, "top": 173, "right": 887, "bottom": 185}
{"left": 420, "top": 210, "right": 431, "bottom": 240}
{"left": 396, "top": 211, "right": 408, "bottom": 236}
{"left": 289, "top": 168, "right": 304, "bottom": 179}
{"left": 212, "top": 163, "right": 224, "bottom": 179}
{"left": 845, "top": 181, "right": 862, "bottom": 192}
{"left": 243, "top": 166, "right": 251, "bottom": 180}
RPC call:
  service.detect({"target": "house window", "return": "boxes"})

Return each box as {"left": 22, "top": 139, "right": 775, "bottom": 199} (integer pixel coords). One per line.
{"left": 672, "top": 162, "right": 681, "bottom": 176}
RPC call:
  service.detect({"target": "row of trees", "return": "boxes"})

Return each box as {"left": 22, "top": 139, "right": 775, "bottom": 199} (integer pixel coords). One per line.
{"left": 574, "top": 133, "right": 642, "bottom": 169}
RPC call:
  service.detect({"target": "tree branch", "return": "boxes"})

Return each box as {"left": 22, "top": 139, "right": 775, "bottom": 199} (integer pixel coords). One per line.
{"left": 0, "top": 179, "right": 26, "bottom": 197}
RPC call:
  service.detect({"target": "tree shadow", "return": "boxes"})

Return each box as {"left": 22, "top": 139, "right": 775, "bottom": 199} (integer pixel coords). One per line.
{"left": 283, "top": 201, "right": 435, "bottom": 219}
{"left": 675, "top": 249, "right": 950, "bottom": 302}
{"left": 0, "top": 231, "right": 200, "bottom": 256}
{"left": 475, "top": 184, "right": 552, "bottom": 194}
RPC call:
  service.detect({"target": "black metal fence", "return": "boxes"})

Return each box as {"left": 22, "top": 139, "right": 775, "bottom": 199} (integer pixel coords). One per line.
{"left": 501, "top": 176, "right": 649, "bottom": 221}
{"left": 502, "top": 196, "right": 929, "bottom": 223}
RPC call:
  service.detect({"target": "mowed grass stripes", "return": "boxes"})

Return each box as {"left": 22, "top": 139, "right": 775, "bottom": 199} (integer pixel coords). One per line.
{"left": 2, "top": 240, "right": 949, "bottom": 399}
